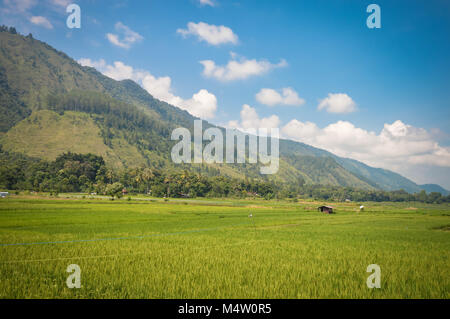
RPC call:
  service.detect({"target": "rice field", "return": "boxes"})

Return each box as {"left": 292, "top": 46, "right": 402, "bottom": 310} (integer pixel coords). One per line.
{"left": 0, "top": 195, "right": 448, "bottom": 299}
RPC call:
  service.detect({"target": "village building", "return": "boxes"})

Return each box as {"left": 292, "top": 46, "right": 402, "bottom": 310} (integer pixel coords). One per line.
{"left": 317, "top": 205, "right": 334, "bottom": 214}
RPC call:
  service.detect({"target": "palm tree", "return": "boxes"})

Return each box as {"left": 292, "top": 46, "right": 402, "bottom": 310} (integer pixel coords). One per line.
{"left": 106, "top": 169, "right": 114, "bottom": 184}
{"left": 141, "top": 168, "right": 154, "bottom": 194}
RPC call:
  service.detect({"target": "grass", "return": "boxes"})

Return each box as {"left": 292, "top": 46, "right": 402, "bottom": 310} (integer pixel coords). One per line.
{"left": 0, "top": 195, "right": 448, "bottom": 299}
{"left": 0, "top": 110, "right": 147, "bottom": 170}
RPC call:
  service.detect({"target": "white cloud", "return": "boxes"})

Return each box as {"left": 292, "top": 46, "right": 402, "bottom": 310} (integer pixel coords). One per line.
{"left": 281, "top": 119, "right": 450, "bottom": 178}
{"left": 318, "top": 93, "right": 357, "bottom": 113}
{"left": 106, "top": 22, "right": 143, "bottom": 49}
{"left": 200, "top": 54, "right": 287, "bottom": 82}
{"left": 177, "top": 21, "right": 238, "bottom": 46}
{"left": 182, "top": 89, "right": 218, "bottom": 119}
{"left": 78, "top": 59, "right": 217, "bottom": 119}
{"left": 29, "top": 16, "right": 53, "bottom": 29}
{"left": 281, "top": 119, "right": 320, "bottom": 141}
{"left": 199, "top": 0, "right": 215, "bottom": 6}
{"left": 255, "top": 88, "right": 305, "bottom": 107}
{"left": 49, "top": 0, "right": 70, "bottom": 7}
{"left": 228, "top": 104, "right": 280, "bottom": 133}
{"left": 78, "top": 59, "right": 136, "bottom": 81}
{"left": 78, "top": 58, "right": 105, "bottom": 69}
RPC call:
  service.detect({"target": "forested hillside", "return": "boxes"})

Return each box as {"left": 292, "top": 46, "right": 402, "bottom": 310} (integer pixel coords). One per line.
{"left": 0, "top": 26, "right": 446, "bottom": 194}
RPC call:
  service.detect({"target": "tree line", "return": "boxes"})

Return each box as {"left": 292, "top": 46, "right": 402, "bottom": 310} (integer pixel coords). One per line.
{"left": 0, "top": 149, "right": 449, "bottom": 203}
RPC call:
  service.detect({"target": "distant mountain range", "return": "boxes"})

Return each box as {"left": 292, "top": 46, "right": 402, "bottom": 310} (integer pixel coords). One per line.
{"left": 0, "top": 28, "right": 447, "bottom": 195}
{"left": 418, "top": 184, "right": 449, "bottom": 196}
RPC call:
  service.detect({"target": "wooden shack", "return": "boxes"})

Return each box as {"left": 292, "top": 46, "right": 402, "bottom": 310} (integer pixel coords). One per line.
{"left": 318, "top": 205, "right": 334, "bottom": 214}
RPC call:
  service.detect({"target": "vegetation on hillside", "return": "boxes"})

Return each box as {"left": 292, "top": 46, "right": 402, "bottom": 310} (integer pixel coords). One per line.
{"left": 0, "top": 149, "right": 448, "bottom": 203}
{"left": 0, "top": 26, "right": 446, "bottom": 194}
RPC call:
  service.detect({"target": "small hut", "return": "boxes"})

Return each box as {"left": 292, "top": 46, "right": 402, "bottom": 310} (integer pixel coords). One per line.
{"left": 318, "top": 205, "right": 334, "bottom": 214}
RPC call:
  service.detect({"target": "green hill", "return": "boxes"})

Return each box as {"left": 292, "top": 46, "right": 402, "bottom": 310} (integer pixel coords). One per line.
{"left": 0, "top": 27, "right": 442, "bottom": 193}
{"left": 419, "top": 184, "right": 450, "bottom": 196}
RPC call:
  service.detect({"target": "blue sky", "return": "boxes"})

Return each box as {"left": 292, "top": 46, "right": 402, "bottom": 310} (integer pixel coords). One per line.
{"left": 1, "top": 0, "right": 450, "bottom": 188}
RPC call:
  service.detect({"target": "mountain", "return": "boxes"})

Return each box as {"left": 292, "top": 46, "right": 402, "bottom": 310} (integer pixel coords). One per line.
{"left": 278, "top": 139, "right": 424, "bottom": 192}
{"left": 0, "top": 27, "right": 443, "bottom": 193}
{"left": 419, "top": 184, "right": 450, "bottom": 196}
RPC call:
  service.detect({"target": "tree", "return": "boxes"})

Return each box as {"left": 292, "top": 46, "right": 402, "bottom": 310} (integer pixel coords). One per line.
{"left": 151, "top": 184, "right": 166, "bottom": 197}
{"left": 105, "top": 168, "right": 115, "bottom": 184}
{"left": 105, "top": 182, "right": 124, "bottom": 199}
{"left": 416, "top": 190, "right": 428, "bottom": 202}
{"left": 140, "top": 167, "right": 154, "bottom": 194}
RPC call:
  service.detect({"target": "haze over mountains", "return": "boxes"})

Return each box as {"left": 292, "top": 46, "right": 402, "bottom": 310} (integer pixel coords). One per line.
{"left": 0, "top": 28, "right": 448, "bottom": 195}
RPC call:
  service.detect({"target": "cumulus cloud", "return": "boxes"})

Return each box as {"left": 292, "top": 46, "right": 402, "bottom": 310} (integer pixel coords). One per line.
{"left": 29, "top": 16, "right": 53, "bottom": 29}
{"left": 78, "top": 58, "right": 217, "bottom": 119}
{"left": 182, "top": 89, "right": 218, "bottom": 119}
{"left": 200, "top": 54, "right": 287, "bottom": 81}
{"left": 228, "top": 104, "right": 280, "bottom": 133}
{"left": 281, "top": 119, "right": 450, "bottom": 178}
{"left": 177, "top": 22, "right": 238, "bottom": 46}
{"left": 106, "top": 22, "right": 143, "bottom": 49}
{"left": 318, "top": 93, "right": 357, "bottom": 113}
{"left": 255, "top": 88, "right": 305, "bottom": 107}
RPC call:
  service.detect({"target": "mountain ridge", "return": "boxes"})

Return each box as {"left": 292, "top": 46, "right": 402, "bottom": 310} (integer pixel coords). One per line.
{"left": 0, "top": 27, "right": 447, "bottom": 194}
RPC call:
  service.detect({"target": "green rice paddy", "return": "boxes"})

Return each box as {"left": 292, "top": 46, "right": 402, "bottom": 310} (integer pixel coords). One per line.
{"left": 0, "top": 195, "right": 448, "bottom": 298}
